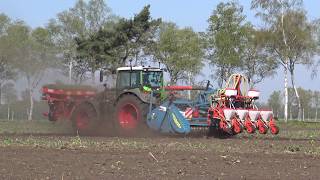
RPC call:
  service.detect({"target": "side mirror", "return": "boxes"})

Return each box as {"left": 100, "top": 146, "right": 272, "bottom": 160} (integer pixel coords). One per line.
{"left": 99, "top": 70, "right": 103, "bottom": 82}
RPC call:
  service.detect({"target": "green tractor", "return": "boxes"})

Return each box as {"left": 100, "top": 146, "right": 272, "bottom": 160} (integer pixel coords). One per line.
{"left": 42, "top": 66, "right": 166, "bottom": 135}
{"left": 109, "top": 66, "right": 165, "bottom": 135}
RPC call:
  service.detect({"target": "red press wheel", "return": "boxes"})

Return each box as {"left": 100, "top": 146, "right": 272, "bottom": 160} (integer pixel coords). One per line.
{"left": 232, "top": 119, "right": 242, "bottom": 134}
{"left": 258, "top": 125, "right": 268, "bottom": 134}
{"left": 270, "top": 125, "right": 279, "bottom": 135}
{"left": 245, "top": 123, "right": 255, "bottom": 134}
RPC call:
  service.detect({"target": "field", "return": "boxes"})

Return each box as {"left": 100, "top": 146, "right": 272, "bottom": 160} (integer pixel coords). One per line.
{"left": 0, "top": 120, "right": 320, "bottom": 180}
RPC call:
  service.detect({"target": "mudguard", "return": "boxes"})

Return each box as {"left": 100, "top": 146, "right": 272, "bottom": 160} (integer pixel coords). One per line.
{"left": 147, "top": 101, "right": 191, "bottom": 134}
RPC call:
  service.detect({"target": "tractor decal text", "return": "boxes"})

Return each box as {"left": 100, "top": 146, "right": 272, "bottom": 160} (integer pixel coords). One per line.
{"left": 172, "top": 113, "right": 182, "bottom": 129}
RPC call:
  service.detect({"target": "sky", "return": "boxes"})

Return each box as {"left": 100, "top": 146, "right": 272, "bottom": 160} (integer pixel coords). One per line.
{"left": 0, "top": 0, "right": 320, "bottom": 102}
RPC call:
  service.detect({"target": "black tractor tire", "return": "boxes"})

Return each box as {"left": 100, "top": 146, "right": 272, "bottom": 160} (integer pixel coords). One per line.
{"left": 71, "top": 102, "right": 99, "bottom": 136}
{"left": 114, "top": 94, "right": 149, "bottom": 136}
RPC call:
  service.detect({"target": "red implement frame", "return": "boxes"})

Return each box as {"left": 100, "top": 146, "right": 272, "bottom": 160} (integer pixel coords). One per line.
{"left": 41, "top": 85, "right": 97, "bottom": 121}
{"left": 207, "top": 74, "right": 279, "bottom": 135}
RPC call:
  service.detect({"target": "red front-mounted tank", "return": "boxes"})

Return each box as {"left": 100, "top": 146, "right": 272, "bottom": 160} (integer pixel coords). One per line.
{"left": 41, "top": 84, "right": 97, "bottom": 122}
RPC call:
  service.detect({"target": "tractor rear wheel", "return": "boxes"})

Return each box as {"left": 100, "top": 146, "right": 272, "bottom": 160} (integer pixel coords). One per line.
{"left": 115, "top": 94, "right": 149, "bottom": 136}
{"left": 71, "top": 103, "right": 98, "bottom": 136}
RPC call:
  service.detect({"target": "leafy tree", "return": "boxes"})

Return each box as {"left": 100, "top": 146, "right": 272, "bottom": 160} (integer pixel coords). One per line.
{"left": 268, "top": 90, "right": 282, "bottom": 118}
{"left": 48, "top": 0, "right": 113, "bottom": 83}
{"left": 75, "top": 5, "right": 161, "bottom": 77}
{"left": 0, "top": 13, "right": 10, "bottom": 35}
{"left": 286, "top": 88, "right": 314, "bottom": 120}
{"left": 152, "top": 22, "right": 204, "bottom": 84}
{"left": 313, "top": 91, "right": 320, "bottom": 120}
{"left": 0, "top": 14, "right": 17, "bottom": 104}
{"left": 252, "top": 0, "right": 317, "bottom": 121}
{"left": 129, "top": 5, "right": 162, "bottom": 66}
{"left": 310, "top": 19, "right": 320, "bottom": 79}
{"left": 4, "top": 22, "right": 55, "bottom": 120}
{"left": 1, "top": 83, "right": 17, "bottom": 120}
{"left": 0, "top": 59, "right": 16, "bottom": 104}
{"left": 207, "top": 1, "right": 247, "bottom": 87}
{"left": 269, "top": 89, "right": 320, "bottom": 121}
{"left": 297, "top": 88, "right": 313, "bottom": 120}
{"left": 240, "top": 25, "right": 278, "bottom": 86}
{"left": 2, "top": 83, "right": 17, "bottom": 105}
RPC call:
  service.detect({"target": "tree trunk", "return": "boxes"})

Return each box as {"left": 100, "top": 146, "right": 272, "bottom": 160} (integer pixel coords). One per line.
{"left": 28, "top": 89, "right": 34, "bottom": 121}
{"left": 168, "top": 69, "right": 177, "bottom": 85}
{"left": 7, "top": 105, "right": 9, "bottom": 120}
{"left": 289, "top": 106, "right": 292, "bottom": 120}
{"left": 284, "top": 66, "right": 289, "bottom": 122}
{"left": 91, "top": 70, "right": 95, "bottom": 84}
{"left": 218, "top": 66, "right": 224, "bottom": 88}
{"left": 315, "top": 107, "right": 318, "bottom": 122}
{"left": 69, "top": 61, "right": 73, "bottom": 84}
{"left": 281, "top": 3, "right": 289, "bottom": 122}
{"left": 110, "top": 74, "right": 117, "bottom": 88}
{"left": 0, "top": 83, "right": 2, "bottom": 105}
{"left": 290, "top": 70, "right": 302, "bottom": 121}
{"left": 134, "top": 51, "right": 139, "bottom": 66}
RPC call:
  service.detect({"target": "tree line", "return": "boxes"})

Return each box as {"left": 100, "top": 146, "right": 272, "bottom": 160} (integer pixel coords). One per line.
{"left": 268, "top": 88, "right": 320, "bottom": 121}
{"left": 0, "top": 0, "right": 319, "bottom": 120}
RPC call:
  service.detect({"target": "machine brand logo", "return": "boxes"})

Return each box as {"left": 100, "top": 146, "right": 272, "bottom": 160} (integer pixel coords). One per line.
{"left": 172, "top": 113, "right": 182, "bottom": 129}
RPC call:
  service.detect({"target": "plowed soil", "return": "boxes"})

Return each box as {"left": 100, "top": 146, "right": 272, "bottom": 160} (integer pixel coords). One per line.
{"left": 0, "top": 123, "right": 320, "bottom": 180}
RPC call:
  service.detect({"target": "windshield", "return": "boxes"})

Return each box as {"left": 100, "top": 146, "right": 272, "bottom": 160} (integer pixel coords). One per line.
{"left": 143, "top": 71, "right": 162, "bottom": 87}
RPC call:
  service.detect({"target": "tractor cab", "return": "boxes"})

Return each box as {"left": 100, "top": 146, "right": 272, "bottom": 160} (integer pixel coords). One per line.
{"left": 116, "top": 66, "right": 163, "bottom": 90}
{"left": 115, "top": 66, "right": 165, "bottom": 102}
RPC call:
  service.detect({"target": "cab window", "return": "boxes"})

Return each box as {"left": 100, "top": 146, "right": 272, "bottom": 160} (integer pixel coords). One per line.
{"left": 117, "top": 71, "right": 140, "bottom": 89}
{"left": 143, "top": 71, "right": 162, "bottom": 87}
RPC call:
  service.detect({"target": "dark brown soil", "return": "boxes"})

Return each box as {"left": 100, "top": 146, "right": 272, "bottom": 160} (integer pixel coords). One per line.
{"left": 0, "top": 135, "right": 319, "bottom": 180}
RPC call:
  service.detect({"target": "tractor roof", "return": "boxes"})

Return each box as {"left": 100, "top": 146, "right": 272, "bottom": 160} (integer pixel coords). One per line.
{"left": 117, "top": 66, "right": 162, "bottom": 72}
